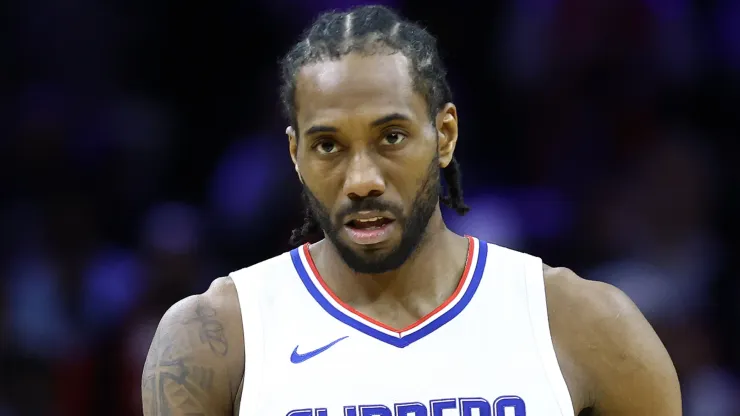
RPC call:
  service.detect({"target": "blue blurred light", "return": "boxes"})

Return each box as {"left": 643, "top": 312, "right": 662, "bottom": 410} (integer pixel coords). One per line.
{"left": 142, "top": 202, "right": 202, "bottom": 254}
{"left": 209, "top": 135, "right": 285, "bottom": 228}
{"left": 445, "top": 191, "right": 525, "bottom": 249}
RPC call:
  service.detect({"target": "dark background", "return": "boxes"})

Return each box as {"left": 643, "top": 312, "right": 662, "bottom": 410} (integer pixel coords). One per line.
{"left": 2, "top": 0, "right": 739, "bottom": 414}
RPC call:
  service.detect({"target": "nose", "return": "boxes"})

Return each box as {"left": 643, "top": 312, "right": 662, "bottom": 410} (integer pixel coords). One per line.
{"left": 342, "top": 151, "right": 386, "bottom": 201}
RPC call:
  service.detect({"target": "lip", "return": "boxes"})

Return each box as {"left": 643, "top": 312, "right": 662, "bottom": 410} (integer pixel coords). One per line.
{"left": 343, "top": 220, "right": 397, "bottom": 246}
{"left": 343, "top": 210, "right": 396, "bottom": 225}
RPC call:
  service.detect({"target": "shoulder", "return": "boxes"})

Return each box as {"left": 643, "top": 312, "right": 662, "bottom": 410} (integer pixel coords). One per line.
{"left": 201, "top": 275, "right": 244, "bottom": 319}
{"left": 160, "top": 276, "right": 244, "bottom": 350}
{"left": 543, "top": 265, "right": 682, "bottom": 414}
{"left": 542, "top": 265, "right": 664, "bottom": 362}
{"left": 164, "top": 276, "right": 244, "bottom": 369}
{"left": 543, "top": 265, "right": 637, "bottom": 329}
{"left": 166, "top": 275, "right": 240, "bottom": 311}
{"left": 142, "top": 276, "right": 245, "bottom": 415}
{"left": 542, "top": 265, "right": 648, "bottom": 370}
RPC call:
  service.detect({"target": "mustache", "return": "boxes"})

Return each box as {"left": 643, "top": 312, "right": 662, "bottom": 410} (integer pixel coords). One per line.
{"left": 335, "top": 198, "right": 404, "bottom": 222}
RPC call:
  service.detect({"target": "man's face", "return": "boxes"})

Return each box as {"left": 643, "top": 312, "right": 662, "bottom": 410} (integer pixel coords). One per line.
{"left": 289, "top": 52, "right": 458, "bottom": 273}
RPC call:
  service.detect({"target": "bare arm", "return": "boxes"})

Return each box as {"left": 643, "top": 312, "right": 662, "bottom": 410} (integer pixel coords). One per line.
{"left": 142, "top": 278, "right": 244, "bottom": 416}
{"left": 588, "top": 281, "right": 682, "bottom": 415}
{"left": 545, "top": 267, "right": 682, "bottom": 415}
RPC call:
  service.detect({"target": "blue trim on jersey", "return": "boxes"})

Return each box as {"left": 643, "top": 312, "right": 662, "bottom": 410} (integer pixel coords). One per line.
{"left": 290, "top": 239, "right": 489, "bottom": 348}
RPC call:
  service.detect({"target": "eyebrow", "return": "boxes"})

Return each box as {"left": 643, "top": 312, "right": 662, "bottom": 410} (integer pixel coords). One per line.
{"left": 304, "top": 113, "right": 412, "bottom": 136}
{"left": 304, "top": 125, "right": 338, "bottom": 136}
{"left": 370, "top": 113, "right": 411, "bottom": 127}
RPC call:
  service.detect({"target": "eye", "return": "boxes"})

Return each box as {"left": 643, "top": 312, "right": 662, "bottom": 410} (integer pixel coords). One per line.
{"left": 380, "top": 132, "right": 407, "bottom": 146}
{"left": 313, "top": 139, "right": 340, "bottom": 155}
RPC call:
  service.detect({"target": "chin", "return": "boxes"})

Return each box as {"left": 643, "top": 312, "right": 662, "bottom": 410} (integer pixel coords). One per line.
{"left": 353, "top": 240, "right": 407, "bottom": 262}
{"left": 341, "top": 243, "right": 410, "bottom": 274}
{"left": 346, "top": 258, "right": 404, "bottom": 275}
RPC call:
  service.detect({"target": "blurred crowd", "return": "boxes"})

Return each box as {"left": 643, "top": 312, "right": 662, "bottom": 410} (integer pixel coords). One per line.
{"left": 2, "top": 0, "right": 739, "bottom": 415}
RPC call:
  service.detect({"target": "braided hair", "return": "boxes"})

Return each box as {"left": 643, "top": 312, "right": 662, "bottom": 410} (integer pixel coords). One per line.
{"left": 281, "top": 5, "right": 470, "bottom": 245}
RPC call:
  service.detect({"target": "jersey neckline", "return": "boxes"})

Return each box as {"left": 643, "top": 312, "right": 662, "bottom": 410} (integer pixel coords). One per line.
{"left": 289, "top": 236, "right": 488, "bottom": 348}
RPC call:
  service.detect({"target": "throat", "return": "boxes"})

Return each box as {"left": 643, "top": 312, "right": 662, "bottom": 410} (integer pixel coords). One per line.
{"left": 308, "top": 231, "right": 472, "bottom": 331}
{"left": 353, "top": 300, "right": 425, "bottom": 331}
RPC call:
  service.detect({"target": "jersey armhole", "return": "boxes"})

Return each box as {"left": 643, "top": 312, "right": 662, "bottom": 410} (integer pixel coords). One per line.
{"left": 523, "top": 256, "right": 576, "bottom": 416}
{"left": 229, "top": 270, "right": 267, "bottom": 416}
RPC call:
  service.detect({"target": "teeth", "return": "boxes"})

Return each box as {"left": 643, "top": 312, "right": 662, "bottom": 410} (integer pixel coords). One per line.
{"left": 355, "top": 217, "right": 384, "bottom": 223}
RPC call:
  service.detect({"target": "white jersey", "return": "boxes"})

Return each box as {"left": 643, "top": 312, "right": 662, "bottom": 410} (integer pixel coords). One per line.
{"left": 230, "top": 236, "right": 574, "bottom": 416}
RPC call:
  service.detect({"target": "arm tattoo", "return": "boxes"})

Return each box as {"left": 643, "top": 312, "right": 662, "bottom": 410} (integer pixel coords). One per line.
{"left": 142, "top": 297, "right": 231, "bottom": 416}
{"left": 185, "top": 303, "right": 229, "bottom": 356}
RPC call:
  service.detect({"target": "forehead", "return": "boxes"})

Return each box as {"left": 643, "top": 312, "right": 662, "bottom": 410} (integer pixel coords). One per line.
{"left": 294, "top": 53, "right": 426, "bottom": 128}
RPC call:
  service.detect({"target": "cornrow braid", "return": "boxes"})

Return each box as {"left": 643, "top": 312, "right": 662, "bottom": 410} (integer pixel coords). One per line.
{"left": 289, "top": 193, "right": 320, "bottom": 246}
{"left": 281, "top": 5, "right": 469, "bottom": 245}
{"left": 440, "top": 157, "right": 470, "bottom": 215}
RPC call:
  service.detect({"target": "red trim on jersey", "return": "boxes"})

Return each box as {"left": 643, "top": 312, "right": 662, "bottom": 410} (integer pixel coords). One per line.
{"left": 301, "top": 235, "right": 475, "bottom": 335}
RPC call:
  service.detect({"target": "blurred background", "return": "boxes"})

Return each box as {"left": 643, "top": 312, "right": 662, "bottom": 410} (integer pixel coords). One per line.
{"left": 2, "top": 0, "right": 739, "bottom": 414}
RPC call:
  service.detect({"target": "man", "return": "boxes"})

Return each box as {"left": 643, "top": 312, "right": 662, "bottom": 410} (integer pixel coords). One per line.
{"left": 142, "top": 5, "right": 681, "bottom": 415}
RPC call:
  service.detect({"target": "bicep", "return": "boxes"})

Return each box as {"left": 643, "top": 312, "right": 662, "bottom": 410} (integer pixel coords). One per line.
{"left": 592, "top": 286, "right": 682, "bottom": 415}
{"left": 141, "top": 295, "right": 235, "bottom": 416}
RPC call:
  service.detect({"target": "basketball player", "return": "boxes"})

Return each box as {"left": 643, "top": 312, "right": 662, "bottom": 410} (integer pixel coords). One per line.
{"left": 142, "top": 5, "right": 681, "bottom": 415}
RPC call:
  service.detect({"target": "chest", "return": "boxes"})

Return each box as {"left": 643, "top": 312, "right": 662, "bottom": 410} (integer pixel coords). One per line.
{"left": 261, "top": 325, "right": 560, "bottom": 415}
{"left": 252, "top": 279, "right": 565, "bottom": 415}
{"left": 233, "top": 242, "right": 574, "bottom": 416}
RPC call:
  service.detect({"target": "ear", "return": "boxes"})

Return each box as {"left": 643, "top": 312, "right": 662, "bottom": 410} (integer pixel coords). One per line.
{"left": 435, "top": 103, "right": 458, "bottom": 168}
{"left": 286, "top": 126, "right": 303, "bottom": 183}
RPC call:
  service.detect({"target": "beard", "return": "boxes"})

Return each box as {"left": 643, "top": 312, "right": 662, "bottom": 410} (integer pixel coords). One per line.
{"left": 302, "top": 156, "right": 441, "bottom": 274}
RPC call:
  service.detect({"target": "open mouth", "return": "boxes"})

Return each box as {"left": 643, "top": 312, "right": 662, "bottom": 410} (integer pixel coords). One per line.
{"left": 345, "top": 216, "right": 395, "bottom": 230}
{"left": 343, "top": 215, "right": 397, "bottom": 245}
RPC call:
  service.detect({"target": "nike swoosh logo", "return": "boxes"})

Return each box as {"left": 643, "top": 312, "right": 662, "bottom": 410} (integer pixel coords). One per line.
{"left": 290, "top": 336, "right": 349, "bottom": 364}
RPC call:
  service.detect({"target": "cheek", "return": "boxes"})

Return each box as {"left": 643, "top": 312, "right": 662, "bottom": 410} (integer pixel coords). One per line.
{"left": 392, "top": 143, "right": 437, "bottom": 192}
{"left": 301, "top": 162, "right": 345, "bottom": 205}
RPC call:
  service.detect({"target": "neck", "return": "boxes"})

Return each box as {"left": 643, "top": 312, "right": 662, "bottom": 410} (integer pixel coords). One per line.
{"left": 309, "top": 207, "right": 470, "bottom": 313}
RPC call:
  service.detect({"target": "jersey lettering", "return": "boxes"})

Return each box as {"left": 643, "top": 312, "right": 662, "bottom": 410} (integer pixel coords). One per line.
{"left": 395, "top": 402, "right": 427, "bottom": 416}
{"left": 288, "top": 395, "right": 526, "bottom": 416}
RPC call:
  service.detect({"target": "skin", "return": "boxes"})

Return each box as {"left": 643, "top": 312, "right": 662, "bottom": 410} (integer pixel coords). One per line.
{"left": 545, "top": 266, "right": 682, "bottom": 415}
{"left": 141, "top": 277, "right": 244, "bottom": 416}
{"left": 141, "top": 52, "right": 682, "bottom": 415}
{"left": 288, "top": 52, "right": 469, "bottom": 324}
